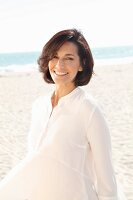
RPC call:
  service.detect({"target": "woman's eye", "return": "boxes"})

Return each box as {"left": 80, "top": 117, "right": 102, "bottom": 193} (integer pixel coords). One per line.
{"left": 51, "top": 55, "right": 58, "bottom": 60}
{"left": 53, "top": 56, "right": 58, "bottom": 59}
{"left": 65, "top": 57, "right": 74, "bottom": 60}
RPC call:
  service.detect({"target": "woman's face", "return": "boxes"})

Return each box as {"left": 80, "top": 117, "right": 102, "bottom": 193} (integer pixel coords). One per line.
{"left": 48, "top": 41, "right": 83, "bottom": 88}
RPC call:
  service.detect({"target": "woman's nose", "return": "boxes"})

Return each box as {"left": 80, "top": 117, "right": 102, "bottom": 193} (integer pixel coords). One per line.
{"left": 55, "top": 59, "right": 64, "bottom": 68}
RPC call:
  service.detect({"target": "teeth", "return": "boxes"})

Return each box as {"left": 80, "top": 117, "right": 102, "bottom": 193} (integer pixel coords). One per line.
{"left": 55, "top": 71, "right": 68, "bottom": 75}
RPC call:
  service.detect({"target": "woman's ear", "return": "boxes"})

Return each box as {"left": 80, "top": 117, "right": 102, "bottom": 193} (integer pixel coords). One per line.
{"left": 79, "top": 59, "right": 85, "bottom": 72}
{"left": 78, "top": 66, "right": 83, "bottom": 72}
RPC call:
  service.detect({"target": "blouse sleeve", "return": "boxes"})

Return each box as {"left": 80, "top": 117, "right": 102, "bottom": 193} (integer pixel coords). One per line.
{"left": 26, "top": 100, "right": 38, "bottom": 154}
{"left": 87, "top": 106, "right": 119, "bottom": 200}
{"left": 27, "top": 97, "right": 44, "bottom": 155}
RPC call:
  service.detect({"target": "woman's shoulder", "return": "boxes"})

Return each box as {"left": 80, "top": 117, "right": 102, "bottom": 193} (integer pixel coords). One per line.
{"left": 33, "top": 95, "right": 48, "bottom": 106}
{"left": 78, "top": 88, "right": 106, "bottom": 125}
{"left": 78, "top": 87, "right": 99, "bottom": 110}
{"left": 31, "top": 92, "right": 51, "bottom": 112}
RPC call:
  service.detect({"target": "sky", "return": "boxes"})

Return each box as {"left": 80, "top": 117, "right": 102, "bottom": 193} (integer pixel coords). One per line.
{"left": 0, "top": 0, "right": 133, "bottom": 53}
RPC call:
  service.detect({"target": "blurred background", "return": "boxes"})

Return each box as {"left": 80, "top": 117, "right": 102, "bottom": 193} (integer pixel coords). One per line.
{"left": 0, "top": 0, "right": 133, "bottom": 199}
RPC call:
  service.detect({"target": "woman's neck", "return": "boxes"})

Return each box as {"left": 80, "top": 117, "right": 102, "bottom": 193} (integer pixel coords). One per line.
{"left": 51, "top": 84, "right": 76, "bottom": 108}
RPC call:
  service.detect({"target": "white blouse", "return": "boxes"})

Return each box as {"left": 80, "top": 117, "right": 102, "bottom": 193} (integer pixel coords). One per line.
{"left": 0, "top": 87, "right": 125, "bottom": 200}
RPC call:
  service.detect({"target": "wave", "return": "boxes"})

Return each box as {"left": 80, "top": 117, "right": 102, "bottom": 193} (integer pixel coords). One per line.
{"left": 0, "top": 64, "right": 38, "bottom": 74}
{"left": 0, "top": 56, "right": 133, "bottom": 75}
{"left": 94, "top": 56, "right": 133, "bottom": 66}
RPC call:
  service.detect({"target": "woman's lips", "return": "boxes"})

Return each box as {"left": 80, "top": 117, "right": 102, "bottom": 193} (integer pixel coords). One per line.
{"left": 54, "top": 71, "right": 68, "bottom": 76}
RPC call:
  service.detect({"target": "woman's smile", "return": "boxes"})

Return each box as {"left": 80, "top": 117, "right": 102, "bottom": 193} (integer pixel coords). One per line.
{"left": 54, "top": 71, "right": 69, "bottom": 76}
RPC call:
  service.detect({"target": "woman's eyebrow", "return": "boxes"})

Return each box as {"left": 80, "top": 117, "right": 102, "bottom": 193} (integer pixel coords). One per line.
{"left": 65, "top": 54, "right": 75, "bottom": 56}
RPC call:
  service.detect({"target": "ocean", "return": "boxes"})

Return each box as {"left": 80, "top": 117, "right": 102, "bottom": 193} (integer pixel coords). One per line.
{"left": 0, "top": 45, "right": 133, "bottom": 72}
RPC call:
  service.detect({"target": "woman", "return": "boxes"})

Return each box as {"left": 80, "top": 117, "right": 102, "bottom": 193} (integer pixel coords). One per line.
{"left": 0, "top": 29, "right": 125, "bottom": 200}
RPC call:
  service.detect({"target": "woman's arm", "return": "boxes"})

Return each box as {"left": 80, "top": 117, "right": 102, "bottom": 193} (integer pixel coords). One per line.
{"left": 87, "top": 106, "right": 118, "bottom": 200}
{"left": 27, "top": 96, "right": 46, "bottom": 154}
{"left": 27, "top": 100, "right": 38, "bottom": 154}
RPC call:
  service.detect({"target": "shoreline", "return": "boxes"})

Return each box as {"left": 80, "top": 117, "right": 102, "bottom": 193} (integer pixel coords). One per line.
{"left": 0, "top": 56, "right": 133, "bottom": 75}
{"left": 0, "top": 63, "right": 133, "bottom": 199}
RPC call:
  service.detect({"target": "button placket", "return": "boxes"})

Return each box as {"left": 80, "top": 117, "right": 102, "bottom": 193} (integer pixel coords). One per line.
{"left": 35, "top": 102, "right": 61, "bottom": 152}
{"left": 34, "top": 103, "right": 53, "bottom": 151}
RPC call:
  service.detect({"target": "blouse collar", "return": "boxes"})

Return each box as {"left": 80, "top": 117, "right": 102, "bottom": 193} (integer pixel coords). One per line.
{"left": 50, "top": 86, "right": 81, "bottom": 106}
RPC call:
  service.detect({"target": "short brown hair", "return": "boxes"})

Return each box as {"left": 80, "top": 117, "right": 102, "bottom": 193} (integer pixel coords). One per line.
{"left": 38, "top": 29, "right": 94, "bottom": 86}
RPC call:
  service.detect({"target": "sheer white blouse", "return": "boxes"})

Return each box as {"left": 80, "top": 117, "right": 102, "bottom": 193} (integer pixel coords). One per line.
{"left": 0, "top": 87, "right": 125, "bottom": 200}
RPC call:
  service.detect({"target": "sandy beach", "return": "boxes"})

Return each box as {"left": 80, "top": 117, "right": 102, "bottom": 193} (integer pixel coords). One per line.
{"left": 0, "top": 63, "right": 132, "bottom": 199}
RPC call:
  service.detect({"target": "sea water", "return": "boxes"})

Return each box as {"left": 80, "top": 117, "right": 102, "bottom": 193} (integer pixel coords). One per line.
{"left": 0, "top": 45, "right": 133, "bottom": 73}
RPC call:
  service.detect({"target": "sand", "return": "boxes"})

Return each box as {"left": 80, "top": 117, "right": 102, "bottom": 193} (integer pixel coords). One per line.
{"left": 0, "top": 64, "right": 133, "bottom": 199}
